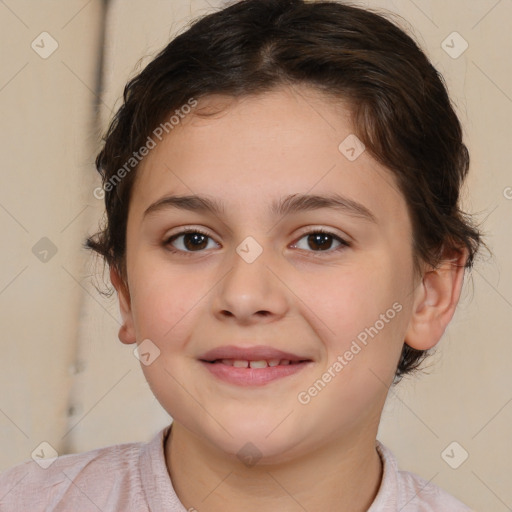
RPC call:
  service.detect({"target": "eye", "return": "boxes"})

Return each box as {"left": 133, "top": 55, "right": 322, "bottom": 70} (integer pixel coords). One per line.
{"left": 164, "top": 228, "right": 219, "bottom": 255}
{"left": 291, "top": 229, "right": 350, "bottom": 254}
{"left": 163, "top": 227, "right": 350, "bottom": 257}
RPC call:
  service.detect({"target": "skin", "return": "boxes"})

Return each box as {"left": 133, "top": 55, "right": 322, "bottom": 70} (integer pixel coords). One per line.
{"left": 110, "top": 85, "right": 468, "bottom": 512}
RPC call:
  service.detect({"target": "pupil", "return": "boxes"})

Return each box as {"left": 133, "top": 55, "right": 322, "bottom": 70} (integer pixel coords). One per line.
{"left": 308, "top": 233, "right": 331, "bottom": 251}
{"left": 184, "top": 233, "right": 207, "bottom": 251}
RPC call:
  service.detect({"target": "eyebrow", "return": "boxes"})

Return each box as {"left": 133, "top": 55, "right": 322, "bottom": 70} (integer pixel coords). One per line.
{"left": 143, "top": 192, "right": 377, "bottom": 223}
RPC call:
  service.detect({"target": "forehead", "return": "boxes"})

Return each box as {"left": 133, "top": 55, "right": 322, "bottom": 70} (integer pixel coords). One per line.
{"left": 130, "top": 86, "right": 407, "bottom": 226}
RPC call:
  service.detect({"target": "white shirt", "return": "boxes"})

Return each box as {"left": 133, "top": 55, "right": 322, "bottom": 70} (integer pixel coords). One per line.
{"left": 0, "top": 422, "right": 474, "bottom": 511}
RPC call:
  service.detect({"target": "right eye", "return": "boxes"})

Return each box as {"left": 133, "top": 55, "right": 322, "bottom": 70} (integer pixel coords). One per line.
{"left": 164, "top": 228, "right": 220, "bottom": 255}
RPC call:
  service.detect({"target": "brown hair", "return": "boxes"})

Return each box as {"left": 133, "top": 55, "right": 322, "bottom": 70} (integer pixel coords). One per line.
{"left": 86, "top": 0, "right": 486, "bottom": 382}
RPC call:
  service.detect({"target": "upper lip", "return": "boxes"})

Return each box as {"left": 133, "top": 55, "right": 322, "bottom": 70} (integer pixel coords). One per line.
{"left": 199, "top": 345, "right": 312, "bottom": 362}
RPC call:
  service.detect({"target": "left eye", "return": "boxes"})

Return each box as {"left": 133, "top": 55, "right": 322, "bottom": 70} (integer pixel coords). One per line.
{"left": 292, "top": 230, "right": 349, "bottom": 253}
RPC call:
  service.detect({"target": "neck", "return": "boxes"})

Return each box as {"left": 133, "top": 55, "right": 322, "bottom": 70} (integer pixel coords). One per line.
{"left": 165, "top": 422, "right": 383, "bottom": 512}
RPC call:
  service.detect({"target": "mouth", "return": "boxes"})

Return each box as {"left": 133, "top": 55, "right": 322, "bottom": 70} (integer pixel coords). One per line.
{"left": 203, "top": 358, "right": 309, "bottom": 368}
{"left": 198, "top": 345, "right": 313, "bottom": 386}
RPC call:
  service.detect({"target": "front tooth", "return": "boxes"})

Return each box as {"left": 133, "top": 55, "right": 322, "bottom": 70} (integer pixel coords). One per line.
{"left": 221, "top": 359, "right": 234, "bottom": 366}
{"left": 280, "top": 359, "right": 291, "bottom": 365}
{"left": 233, "top": 360, "right": 249, "bottom": 368}
{"left": 249, "top": 360, "right": 268, "bottom": 369}
{"left": 268, "top": 359, "right": 280, "bottom": 367}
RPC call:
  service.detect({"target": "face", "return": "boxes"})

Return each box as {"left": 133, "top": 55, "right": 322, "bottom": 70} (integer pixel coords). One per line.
{"left": 114, "top": 86, "right": 429, "bottom": 462}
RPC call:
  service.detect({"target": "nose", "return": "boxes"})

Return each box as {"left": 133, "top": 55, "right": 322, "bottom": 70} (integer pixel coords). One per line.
{"left": 211, "top": 240, "right": 289, "bottom": 325}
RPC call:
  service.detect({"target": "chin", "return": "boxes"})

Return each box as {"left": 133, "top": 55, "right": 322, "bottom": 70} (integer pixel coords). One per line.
{"left": 200, "top": 417, "right": 310, "bottom": 466}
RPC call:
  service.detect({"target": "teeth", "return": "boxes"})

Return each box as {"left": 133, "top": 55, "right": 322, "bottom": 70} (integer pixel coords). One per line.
{"left": 217, "top": 358, "right": 299, "bottom": 368}
{"left": 249, "top": 360, "right": 268, "bottom": 369}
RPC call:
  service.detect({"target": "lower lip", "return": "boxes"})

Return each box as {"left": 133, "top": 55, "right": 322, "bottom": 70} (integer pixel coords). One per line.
{"left": 200, "top": 361, "right": 312, "bottom": 387}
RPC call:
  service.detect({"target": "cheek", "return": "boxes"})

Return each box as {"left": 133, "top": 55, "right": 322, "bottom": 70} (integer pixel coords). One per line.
{"left": 311, "top": 254, "right": 408, "bottom": 369}
{"left": 299, "top": 261, "right": 393, "bottom": 338}
{"left": 129, "top": 262, "right": 204, "bottom": 345}
{"left": 296, "top": 263, "right": 407, "bottom": 428}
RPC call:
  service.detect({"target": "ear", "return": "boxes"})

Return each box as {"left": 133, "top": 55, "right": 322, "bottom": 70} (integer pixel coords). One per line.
{"left": 110, "top": 266, "right": 137, "bottom": 345}
{"left": 404, "top": 247, "right": 468, "bottom": 351}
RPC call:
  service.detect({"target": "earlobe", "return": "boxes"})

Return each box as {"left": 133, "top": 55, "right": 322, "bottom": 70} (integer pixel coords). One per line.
{"left": 110, "top": 266, "right": 137, "bottom": 345}
{"left": 404, "top": 248, "right": 468, "bottom": 351}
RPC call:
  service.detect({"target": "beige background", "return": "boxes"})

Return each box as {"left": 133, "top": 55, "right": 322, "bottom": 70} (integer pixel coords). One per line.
{"left": 1, "top": 1, "right": 511, "bottom": 510}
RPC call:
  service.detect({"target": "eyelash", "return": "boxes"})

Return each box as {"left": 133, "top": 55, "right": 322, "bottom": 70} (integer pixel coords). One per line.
{"left": 163, "top": 227, "right": 350, "bottom": 258}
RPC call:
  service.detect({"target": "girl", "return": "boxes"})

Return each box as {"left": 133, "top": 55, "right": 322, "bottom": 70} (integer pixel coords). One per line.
{"left": 0, "top": 0, "right": 483, "bottom": 510}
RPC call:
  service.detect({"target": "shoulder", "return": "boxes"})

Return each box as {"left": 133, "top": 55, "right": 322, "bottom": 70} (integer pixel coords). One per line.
{"left": 369, "top": 441, "right": 475, "bottom": 512}
{"left": 395, "top": 467, "right": 473, "bottom": 511}
{"left": 0, "top": 437, "right": 147, "bottom": 511}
